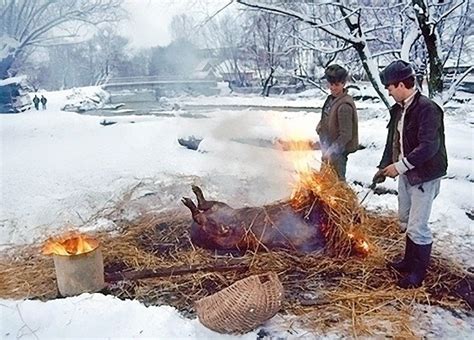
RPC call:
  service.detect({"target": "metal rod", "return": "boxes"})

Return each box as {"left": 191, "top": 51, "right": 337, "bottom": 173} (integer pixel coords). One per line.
{"left": 360, "top": 182, "right": 376, "bottom": 205}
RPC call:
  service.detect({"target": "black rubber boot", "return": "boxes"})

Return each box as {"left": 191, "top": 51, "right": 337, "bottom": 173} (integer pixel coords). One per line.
{"left": 388, "top": 236, "right": 416, "bottom": 273}
{"left": 397, "top": 242, "right": 432, "bottom": 289}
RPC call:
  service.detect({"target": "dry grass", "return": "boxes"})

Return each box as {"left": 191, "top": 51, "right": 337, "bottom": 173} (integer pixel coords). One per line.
{"left": 0, "top": 168, "right": 471, "bottom": 337}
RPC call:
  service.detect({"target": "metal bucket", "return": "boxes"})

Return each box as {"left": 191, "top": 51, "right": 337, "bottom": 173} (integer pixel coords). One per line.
{"left": 53, "top": 246, "right": 105, "bottom": 296}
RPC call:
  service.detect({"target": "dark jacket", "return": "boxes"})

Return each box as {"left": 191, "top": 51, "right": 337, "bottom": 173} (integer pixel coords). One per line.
{"left": 378, "top": 92, "right": 447, "bottom": 185}
{"left": 317, "top": 90, "right": 359, "bottom": 155}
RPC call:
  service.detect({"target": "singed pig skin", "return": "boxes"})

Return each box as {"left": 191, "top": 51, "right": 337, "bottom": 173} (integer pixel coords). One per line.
{"left": 182, "top": 186, "right": 326, "bottom": 253}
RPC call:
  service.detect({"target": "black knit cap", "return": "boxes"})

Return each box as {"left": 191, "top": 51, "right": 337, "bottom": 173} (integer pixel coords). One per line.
{"left": 380, "top": 60, "right": 415, "bottom": 86}
{"left": 324, "top": 64, "right": 349, "bottom": 83}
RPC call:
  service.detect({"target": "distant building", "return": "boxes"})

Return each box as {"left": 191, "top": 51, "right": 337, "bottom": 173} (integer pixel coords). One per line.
{"left": 192, "top": 59, "right": 218, "bottom": 80}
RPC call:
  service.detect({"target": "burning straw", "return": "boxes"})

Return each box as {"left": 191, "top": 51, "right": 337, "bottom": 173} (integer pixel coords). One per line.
{"left": 291, "top": 166, "right": 371, "bottom": 257}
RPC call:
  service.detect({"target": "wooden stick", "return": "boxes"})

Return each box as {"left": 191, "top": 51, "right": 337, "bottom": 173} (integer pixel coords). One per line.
{"left": 105, "top": 263, "right": 249, "bottom": 282}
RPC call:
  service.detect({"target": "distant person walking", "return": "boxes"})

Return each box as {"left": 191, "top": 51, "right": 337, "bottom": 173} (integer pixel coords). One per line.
{"left": 40, "top": 95, "right": 47, "bottom": 110}
{"left": 32, "top": 95, "right": 40, "bottom": 110}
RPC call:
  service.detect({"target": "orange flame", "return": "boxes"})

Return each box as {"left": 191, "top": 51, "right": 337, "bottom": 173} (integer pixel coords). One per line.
{"left": 42, "top": 233, "right": 99, "bottom": 256}
{"left": 348, "top": 231, "right": 371, "bottom": 255}
{"left": 282, "top": 127, "right": 371, "bottom": 256}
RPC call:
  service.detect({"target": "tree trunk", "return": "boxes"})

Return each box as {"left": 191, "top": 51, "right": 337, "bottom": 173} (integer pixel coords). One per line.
{"left": 261, "top": 67, "right": 275, "bottom": 96}
{"left": 412, "top": 0, "right": 444, "bottom": 99}
{"left": 353, "top": 42, "right": 392, "bottom": 109}
{"left": 338, "top": 7, "right": 392, "bottom": 109}
{"left": 0, "top": 55, "right": 15, "bottom": 79}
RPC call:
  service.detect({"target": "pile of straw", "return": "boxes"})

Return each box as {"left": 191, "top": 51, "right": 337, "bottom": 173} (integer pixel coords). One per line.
{"left": 0, "top": 168, "right": 471, "bottom": 337}
{"left": 291, "top": 167, "right": 370, "bottom": 257}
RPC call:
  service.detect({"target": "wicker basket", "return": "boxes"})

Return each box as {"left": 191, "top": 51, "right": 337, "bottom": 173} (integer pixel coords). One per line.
{"left": 195, "top": 272, "right": 284, "bottom": 334}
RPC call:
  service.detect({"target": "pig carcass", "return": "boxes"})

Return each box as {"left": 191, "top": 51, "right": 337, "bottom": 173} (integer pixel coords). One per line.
{"left": 181, "top": 185, "right": 327, "bottom": 253}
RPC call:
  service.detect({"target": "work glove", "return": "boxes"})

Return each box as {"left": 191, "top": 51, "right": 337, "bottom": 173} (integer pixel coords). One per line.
{"left": 322, "top": 151, "right": 336, "bottom": 163}
{"left": 372, "top": 169, "right": 386, "bottom": 185}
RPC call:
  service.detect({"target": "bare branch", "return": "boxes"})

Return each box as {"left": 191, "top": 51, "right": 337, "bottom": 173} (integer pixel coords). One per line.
{"left": 29, "top": 34, "right": 80, "bottom": 47}
{"left": 0, "top": 0, "right": 15, "bottom": 21}
{"left": 195, "top": 0, "right": 234, "bottom": 30}
{"left": 289, "top": 34, "right": 351, "bottom": 54}
{"left": 443, "top": 66, "right": 473, "bottom": 104}
{"left": 19, "top": 1, "right": 52, "bottom": 42}
{"left": 435, "top": 1, "right": 465, "bottom": 26}
{"left": 371, "top": 49, "right": 402, "bottom": 58}
{"left": 236, "top": 0, "right": 362, "bottom": 44}
{"left": 364, "top": 24, "right": 401, "bottom": 34}
{"left": 292, "top": 74, "right": 328, "bottom": 95}
{"left": 360, "top": 4, "right": 405, "bottom": 11}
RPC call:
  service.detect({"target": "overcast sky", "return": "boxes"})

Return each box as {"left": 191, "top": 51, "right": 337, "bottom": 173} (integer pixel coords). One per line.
{"left": 119, "top": 0, "right": 234, "bottom": 49}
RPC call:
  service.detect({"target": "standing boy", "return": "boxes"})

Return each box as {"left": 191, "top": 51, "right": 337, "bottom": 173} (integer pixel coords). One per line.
{"left": 374, "top": 60, "right": 447, "bottom": 288}
{"left": 316, "top": 64, "right": 359, "bottom": 181}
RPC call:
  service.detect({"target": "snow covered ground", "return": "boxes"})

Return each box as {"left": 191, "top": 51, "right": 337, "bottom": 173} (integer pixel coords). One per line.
{"left": 0, "top": 87, "right": 473, "bottom": 338}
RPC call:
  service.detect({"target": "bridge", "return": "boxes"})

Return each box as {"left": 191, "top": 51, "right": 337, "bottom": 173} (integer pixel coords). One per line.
{"left": 101, "top": 76, "right": 219, "bottom": 102}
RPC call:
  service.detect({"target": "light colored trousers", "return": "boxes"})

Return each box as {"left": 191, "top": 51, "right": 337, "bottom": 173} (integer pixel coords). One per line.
{"left": 398, "top": 174, "right": 441, "bottom": 245}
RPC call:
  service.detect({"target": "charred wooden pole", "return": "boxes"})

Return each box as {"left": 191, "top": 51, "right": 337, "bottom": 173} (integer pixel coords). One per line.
{"left": 105, "top": 263, "right": 250, "bottom": 283}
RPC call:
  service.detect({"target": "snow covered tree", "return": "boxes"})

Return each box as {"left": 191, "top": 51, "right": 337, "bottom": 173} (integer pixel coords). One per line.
{"left": 0, "top": 0, "right": 125, "bottom": 79}
{"left": 236, "top": 0, "right": 472, "bottom": 106}
{"left": 411, "top": 0, "right": 473, "bottom": 102}
{"left": 237, "top": 0, "right": 393, "bottom": 106}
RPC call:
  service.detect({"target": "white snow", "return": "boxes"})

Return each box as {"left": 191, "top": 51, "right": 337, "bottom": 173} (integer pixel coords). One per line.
{"left": 0, "top": 294, "right": 258, "bottom": 339}
{"left": 401, "top": 27, "right": 421, "bottom": 61}
{"left": 0, "top": 75, "right": 27, "bottom": 86}
{"left": 0, "top": 86, "right": 473, "bottom": 338}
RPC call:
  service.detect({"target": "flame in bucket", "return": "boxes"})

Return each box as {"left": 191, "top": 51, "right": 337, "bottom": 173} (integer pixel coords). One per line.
{"left": 42, "top": 233, "right": 99, "bottom": 256}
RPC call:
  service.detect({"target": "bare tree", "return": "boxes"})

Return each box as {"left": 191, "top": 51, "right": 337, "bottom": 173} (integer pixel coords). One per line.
{"left": 200, "top": 13, "right": 248, "bottom": 87}
{"left": 0, "top": 0, "right": 126, "bottom": 79}
{"left": 236, "top": 0, "right": 472, "bottom": 105}
{"left": 243, "top": 8, "right": 294, "bottom": 96}
{"left": 411, "top": 0, "right": 472, "bottom": 102}
{"left": 169, "top": 14, "right": 198, "bottom": 43}
{"left": 236, "top": 0, "right": 393, "bottom": 107}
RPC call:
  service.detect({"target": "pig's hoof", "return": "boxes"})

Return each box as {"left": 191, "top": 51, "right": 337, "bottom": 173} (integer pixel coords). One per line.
{"left": 181, "top": 197, "right": 197, "bottom": 211}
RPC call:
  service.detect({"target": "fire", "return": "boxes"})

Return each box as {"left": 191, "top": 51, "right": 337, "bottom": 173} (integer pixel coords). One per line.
{"left": 282, "top": 134, "right": 321, "bottom": 200}
{"left": 360, "top": 240, "right": 370, "bottom": 252}
{"left": 348, "top": 232, "right": 370, "bottom": 255}
{"left": 42, "top": 233, "right": 99, "bottom": 256}
{"left": 280, "top": 127, "right": 371, "bottom": 256}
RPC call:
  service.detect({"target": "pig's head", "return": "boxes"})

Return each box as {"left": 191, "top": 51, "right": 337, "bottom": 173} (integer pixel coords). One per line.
{"left": 181, "top": 196, "right": 244, "bottom": 250}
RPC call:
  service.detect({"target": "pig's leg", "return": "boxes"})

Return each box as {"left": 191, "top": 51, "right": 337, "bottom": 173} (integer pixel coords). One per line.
{"left": 181, "top": 197, "right": 201, "bottom": 220}
{"left": 182, "top": 197, "right": 208, "bottom": 226}
{"left": 192, "top": 185, "right": 214, "bottom": 211}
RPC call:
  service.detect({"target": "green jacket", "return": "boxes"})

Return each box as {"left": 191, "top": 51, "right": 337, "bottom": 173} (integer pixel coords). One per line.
{"left": 317, "top": 90, "right": 359, "bottom": 155}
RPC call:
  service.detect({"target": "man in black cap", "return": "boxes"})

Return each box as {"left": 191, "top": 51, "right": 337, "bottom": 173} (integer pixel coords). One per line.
{"left": 374, "top": 59, "right": 447, "bottom": 289}
{"left": 316, "top": 64, "right": 359, "bottom": 181}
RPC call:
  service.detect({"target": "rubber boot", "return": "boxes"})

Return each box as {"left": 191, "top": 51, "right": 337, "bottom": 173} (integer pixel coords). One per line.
{"left": 397, "top": 242, "right": 432, "bottom": 289}
{"left": 388, "top": 236, "right": 416, "bottom": 273}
